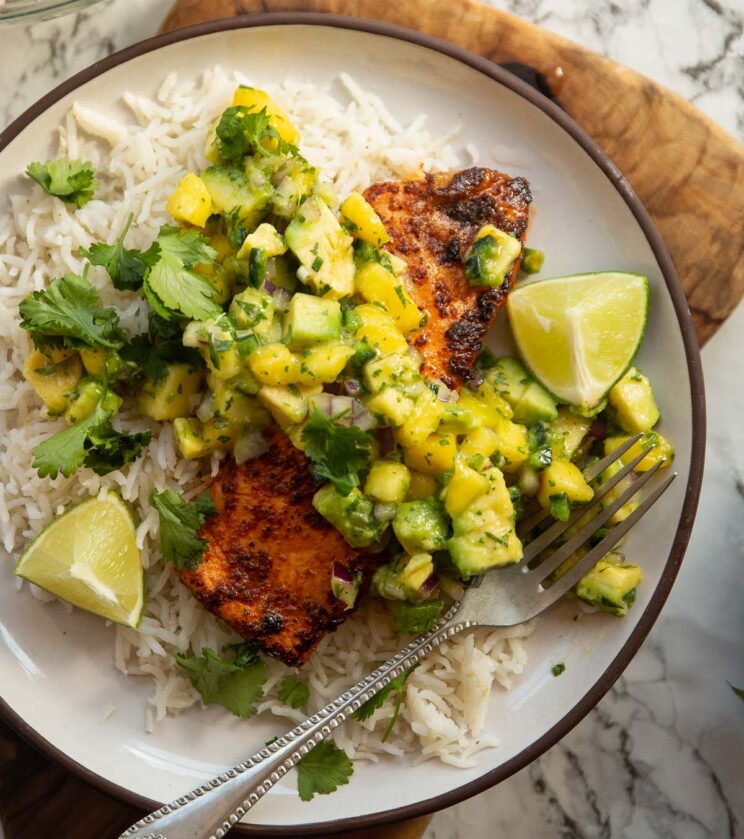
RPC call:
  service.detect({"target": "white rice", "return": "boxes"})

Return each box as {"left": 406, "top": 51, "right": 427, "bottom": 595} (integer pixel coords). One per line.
{"left": 0, "top": 67, "right": 534, "bottom": 766}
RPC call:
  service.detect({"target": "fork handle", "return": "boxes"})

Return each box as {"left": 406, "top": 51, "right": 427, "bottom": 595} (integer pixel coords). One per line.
{"left": 120, "top": 602, "right": 467, "bottom": 839}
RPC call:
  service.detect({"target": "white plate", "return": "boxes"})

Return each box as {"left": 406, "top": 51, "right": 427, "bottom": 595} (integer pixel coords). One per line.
{"left": 0, "top": 16, "right": 704, "bottom": 834}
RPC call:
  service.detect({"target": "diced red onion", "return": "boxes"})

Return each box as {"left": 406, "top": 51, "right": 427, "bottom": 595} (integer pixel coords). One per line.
{"left": 417, "top": 573, "right": 439, "bottom": 599}
{"left": 343, "top": 379, "right": 362, "bottom": 397}
{"left": 233, "top": 431, "right": 268, "bottom": 465}
{"left": 311, "top": 393, "right": 353, "bottom": 419}
{"left": 590, "top": 417, "right": 609, "bottom": 439}
{"left": 350, "top": 398, "right": 375, "bottom": 430}
{"left": 261, "top": 278, "right": 276, "bottom": 294}
{"left": 466, "top": 370, "right": 485, "bottom": 391}
{"left": 331, "top": 562, "right": 362, "bottom": 611}
{"left": 373, "top": 502, "right": 397, "bottom": 522}
{"left": 324, "top": 381, "right": 344, "bottom": 396}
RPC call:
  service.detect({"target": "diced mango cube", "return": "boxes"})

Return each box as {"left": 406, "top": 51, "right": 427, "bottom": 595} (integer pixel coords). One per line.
{"left": 166, "top": 172, "right": 212, "bottom": 227}
{"left": 232, "top": 86, "right": 299, "bottom": 144}
{"left": 444, "top": 458, "right": 490, "bottom": 517}
{"left": 537, "top": 460, "right": 594, "bottom": 511}
{"left": 395, "top": 388, "right": 445, "bottom": 447}
{"left": 367, "top": 387, "right": 416, "bottom": 426}
{"left": 354, "top": 261, "right": 423, "bottom": 333}
{"left": 247, "top": 343, "right": 300, "bottom": 385}
{"left": 350, "top": 304, "right": 408, "bottom": 355}
{"left": 604, "top": 432, "right": 674, "bottom": 472}
{"left": 341, "top": 191, "right": 390, "bottom": 246}
{"left": 403, "top": 433, "right": 457, "bottom": 474}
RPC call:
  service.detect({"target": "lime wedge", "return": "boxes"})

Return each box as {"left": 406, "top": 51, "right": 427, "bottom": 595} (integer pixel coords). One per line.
{"left": 15, "top": 492, "right": 144, "bottom": 628}
{"left": 506, "top": 272, "right": 649, "bottom": 411}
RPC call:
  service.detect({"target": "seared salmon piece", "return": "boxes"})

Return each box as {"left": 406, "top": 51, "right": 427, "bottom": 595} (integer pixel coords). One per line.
{"left": 179, "top": 429, "right": 372, "bottom": 666}
{"left": 364, "top": 167, "right": 532, "bottom": 387}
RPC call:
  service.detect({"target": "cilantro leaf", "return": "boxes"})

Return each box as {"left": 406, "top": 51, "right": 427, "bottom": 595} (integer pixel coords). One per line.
{"left": 150, "top": 489, "right": 216, "bottom": 570}
{"left": 296, "top": 741, "right": 353, "bottom": 802}
{"left": 300, "top": 407, "right": 373, "bottom": 496}
{"left": 387, "top": 599, "right": 444, "bottom": 635}
{"left": 352, "top": 665, "right": 418, "bottom": 741}
{"left": 176, "top": 647, "right": 267, "bottom": 718}
{"left": 80, "top": 213, "right": 159, "bottom": 291}
{"left": 19, "top": 273, "right": 126, "bottom": 350}
{"left": 32, "top": 404, "right": 107, "bottom": 479}
{"left": 215, "top": 106, "right": 294, "bottom": 161}
{"left": 119, "top": 333, "right": 202, "bottom": 386}
{"left": 278, "top": 675, "right": 310, "bottom": 709}
{"left": 143, "top": 226, "right": 221, "bottom": 321}
{"left": 26, "top": 158, "right": 98, "bottom": 207}
{"left": 31, "top": 384, "right": 148, "bottom": 479}
{"left": 83, "top": 427, "right": 152, "bottom": 475}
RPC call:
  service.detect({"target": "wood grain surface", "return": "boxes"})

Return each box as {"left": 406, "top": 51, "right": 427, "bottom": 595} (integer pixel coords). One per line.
{"left": 162, "top": 0, "right": 744, "bottom": 346}
{"left": 2, "top": 2, "right": 741, "bottom": 838}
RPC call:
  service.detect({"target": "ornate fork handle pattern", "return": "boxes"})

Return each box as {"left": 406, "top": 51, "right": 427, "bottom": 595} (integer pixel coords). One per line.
{"left": 121, "top": 601, "right": 468, "bottom": 839}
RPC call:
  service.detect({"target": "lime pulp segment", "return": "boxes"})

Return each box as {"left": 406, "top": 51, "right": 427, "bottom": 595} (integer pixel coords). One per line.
{"left": 506, "top": 272, "right": 649, "bottom": 411}
{"left": 14, "top": 492, "right": 144, "bottom": 628}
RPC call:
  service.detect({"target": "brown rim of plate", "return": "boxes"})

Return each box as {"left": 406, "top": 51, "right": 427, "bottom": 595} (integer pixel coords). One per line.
{"left": 0, "top": 12, "right": 706, "bottom": 837}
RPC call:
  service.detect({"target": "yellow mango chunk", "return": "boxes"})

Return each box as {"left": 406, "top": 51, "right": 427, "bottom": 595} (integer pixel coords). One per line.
{"left": 537, "top": 460, "right": 594, "bottom": 511}
{"left": 445, "top": 459, "right": 490, "bottom": 517}
{"left": 247, "top": 343, "right": 300, "bottom": 386}
{"left": 354, "top": 261, "right": 423, "bottom": 333}
{"left": 166, "top": 172, "right": 212, "bottom": 228}
{"left": 604, "top": 432, "right": 674, "bottom": 472}
{"left": 341, "top": 191, "right": 390, "bottom": 246}
{"left": 403, "top": 433, "right": 457, "bottom": 475}
{"left": 232, "top": 86, "right": 299, "bottom": 144}
{"left": 351, "top": 304, "right": 408, "bottom": 355}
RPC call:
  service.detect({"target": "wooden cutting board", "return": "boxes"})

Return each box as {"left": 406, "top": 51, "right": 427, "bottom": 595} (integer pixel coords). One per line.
{"left": 2, "top": 3, "right": 742, "bottom": 839}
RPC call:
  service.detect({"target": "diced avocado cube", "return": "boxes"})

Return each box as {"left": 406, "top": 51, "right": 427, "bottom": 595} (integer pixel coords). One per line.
{"left": 395, "top": 389, "right": 445, "bottom": 447}
{"left": 608, "top": 367, "right": 660, "bottom": 433}
{"left": 313, "top": 485, "right": 387, "bottom": 548}
{"left": 537, "top": 460, "right": 593, "bottom": 512}
{"left": 212, "top": 383, "right": 270, "bottom": 430}
{"left": 258, "top": 385, "right": 308, "bottom": 427}
{"left": 438, "top": 402, "right": 482, "bottom": 434}
{"left": 65, "top": 378, "right": 121, "bottom": 425}
{"left": 392, "top": 497, "right": 448, "bottom": 555}
{"left": 372, "top": 553, "right": 434, "bottom": 601}
{"left": 79, "top": 347, "right": 122, "bottom": 379}
{"left": 366, "top": 387, "right": 416, "bottom": 427}
{"left": 463, "top": 224, "right": 521, "bottom": 288}
{"left": 362, "top": 352, "right": 419, "bottom": 394}
{"left": 488, "top": 357, "right": 557, "bottom": 424}
{"left": 365, "top": 461, "right": 411, "bottom": 503}
{"left": 284, "top": 293, "right": 342, "bottom": 349}
{"left": 520, "top": 247, "right": 544, "bottom": 275}
{"left": 575, "top": 558, "right": 642, "bottom": 616}
{"left": 444, "top": 458, "right": 489, "bottom": 517}
{"left": 138, "top": 363, "right": 203, "bottom": 421}
{"left": 514, "top": 381, "right": 558, "bottom": 424}
{"left": 285, "top": 195, "right": 354, "bottom": 298}
{"left": 23, "top": 349, "right": 82, "bottom": 415}
{"left": 236, "top": 222, "right": 286, "bottom": 260}
{"left": 200, "top": 165, "right": 272, "bottom": 223}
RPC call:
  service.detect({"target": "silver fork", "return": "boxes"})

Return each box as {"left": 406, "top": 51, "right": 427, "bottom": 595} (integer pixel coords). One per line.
{"left": 121, "top": 432, "right": 675, "bottom": 839}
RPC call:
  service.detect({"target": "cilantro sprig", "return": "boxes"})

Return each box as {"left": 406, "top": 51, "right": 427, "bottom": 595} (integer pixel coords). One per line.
{"left": 300, "top": 407, "right": 373, "bottom": 495}
{"left": 215, "top": 106, "right": 296, "bottom": 161}
{"left": 32, "top": 383, "right": 150, "bottom": 479}
{"left": 296, "top": 741, "right": 353, "bottom": 802}
{"left": 278, "top": 675, "right": 310, "bottom": 709}
{"left": 81, "top": 213, "right": 159, "bottom": 291}
{"left": 150, "top": 489, "right": 216, "bottom": 570}
{"left": 143, "top": 226, "right": 221, "bottom": 321}
{"left": 176, "top": 646, "right": 267, "bottom": 718}
{"left": 352, "top": 665, "right": 418, "bottom": 742}
{"left": 26, "top": 158, "right": 98, "bottom": 207}
{"left": 19, "top": 272, "right": 127, "bottom": 350}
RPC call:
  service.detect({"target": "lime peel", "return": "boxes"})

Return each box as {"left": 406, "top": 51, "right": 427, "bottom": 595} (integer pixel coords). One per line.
{"left": 14, "top": 491, "right": 144, "bottom": 628}
{"left": 506, "top": 271, "right": 649, "bottom": 411}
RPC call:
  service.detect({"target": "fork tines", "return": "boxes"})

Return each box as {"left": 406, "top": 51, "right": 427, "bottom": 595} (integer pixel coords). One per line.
{"left": 517, "top": 433, "right": 676, "bottom": 601}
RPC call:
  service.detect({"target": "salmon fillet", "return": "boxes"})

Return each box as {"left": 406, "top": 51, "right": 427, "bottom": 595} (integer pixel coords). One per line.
{"left": 182, "top": 167, "right": 531, "bottom": 666}
{"left": 364, "top": 167, "right": 532, "bottom": 387}
{"left": 179, "top": 429, "right": 374, "bottom": 666}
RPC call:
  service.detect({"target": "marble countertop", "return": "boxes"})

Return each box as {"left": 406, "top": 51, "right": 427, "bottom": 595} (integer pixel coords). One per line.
{"left": 0, "top": 1, "right": 741, "bottom": 837}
